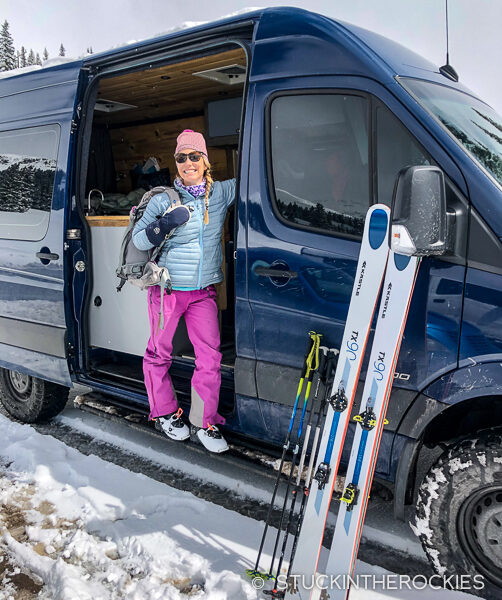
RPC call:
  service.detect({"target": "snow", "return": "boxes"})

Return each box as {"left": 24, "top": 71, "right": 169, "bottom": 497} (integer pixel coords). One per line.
{"left": 105, "top": 8, "right": 263, "bottom": 54}
{"left": 60, "top": 401, "right": 434, "bottom": 562}
{"left": 0, "top": 413, "right": 478, "bottom": 599}
{"left": 408, "top": 467, "right": 445, "bottom": 576}
{"left": 61, "top": 402, "right": 275, "bottom": 508}
{"left": 0, "top": 414, "right": 258, "bottom": 599}
{"left": 448, "top": 458, "right": 472, "bottom": 474}
{"left": 476, "top": 452, "right": 487, "bottom": 467}
{"left": 0, "top": 65, "right": 42, "bottom": 79}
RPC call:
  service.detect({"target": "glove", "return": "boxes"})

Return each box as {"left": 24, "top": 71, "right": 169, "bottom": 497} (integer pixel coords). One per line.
{"left": 145, "top": 205, "right": 190, "bottom": 246}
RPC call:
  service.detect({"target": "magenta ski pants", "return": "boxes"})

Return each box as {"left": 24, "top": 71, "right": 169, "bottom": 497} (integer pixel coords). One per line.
{"left": 143, "top": 285, "right": 225, "bottom": 428}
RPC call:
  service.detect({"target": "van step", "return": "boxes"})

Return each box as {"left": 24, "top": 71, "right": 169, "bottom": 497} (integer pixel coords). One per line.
{"left": 73, "top": 391, "right": 283, "bottom": 476}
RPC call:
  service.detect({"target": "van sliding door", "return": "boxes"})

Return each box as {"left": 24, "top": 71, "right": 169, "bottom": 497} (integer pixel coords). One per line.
{"left": 0, "top": 63, "right": 86, "bottom": 386}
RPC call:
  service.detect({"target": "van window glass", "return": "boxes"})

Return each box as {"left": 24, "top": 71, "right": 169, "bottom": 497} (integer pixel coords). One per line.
{"left": 270, "top": 94, "right": 369, "bottom": 237}
{"left": 376, "top": 104, "right": 433, "bottom": 206}
{"left": 0, "top": 124, "right": 60, "bottom": 241}
{"left": 400, "top": 78, "right": 502, "bottom": 188}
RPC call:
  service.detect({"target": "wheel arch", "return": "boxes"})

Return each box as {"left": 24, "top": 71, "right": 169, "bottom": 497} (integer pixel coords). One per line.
{"left": 393, "top": 390, "right": 502, "bottom": 520}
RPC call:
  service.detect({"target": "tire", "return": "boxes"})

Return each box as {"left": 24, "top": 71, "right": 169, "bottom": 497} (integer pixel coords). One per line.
{"left": 414, "top": 431, "right": 502, "bottom": 599}
{"left": 0, "top": 368, "right": 69, "bottom": 423}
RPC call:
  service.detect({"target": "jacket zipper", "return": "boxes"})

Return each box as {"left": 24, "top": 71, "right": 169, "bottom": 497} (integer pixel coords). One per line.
{"left": 197, "top": 196, "right": 204, "bottom": 289}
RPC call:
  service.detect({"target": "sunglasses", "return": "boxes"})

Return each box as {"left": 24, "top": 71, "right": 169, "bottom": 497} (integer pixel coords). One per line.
{"left": 175, "top": 152, "right": 203, "bottom": 163}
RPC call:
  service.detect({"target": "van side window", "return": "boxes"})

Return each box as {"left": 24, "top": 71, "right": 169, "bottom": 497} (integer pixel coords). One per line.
{"left": 0, "top": 124, "right": 60, "bottom": 241}
{"left": 270, "top": 94, "right": 369, "bottom": 237}
{"left": 376, "top": 104, "right": 433, "bottom": 206}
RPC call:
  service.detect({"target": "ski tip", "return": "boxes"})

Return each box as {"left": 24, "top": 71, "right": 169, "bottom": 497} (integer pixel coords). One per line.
{"left": 394, "top": 252, "right": 411, "bottom": 271}
{"left": 368, "top": 208, "right": 389, "bottom": 250}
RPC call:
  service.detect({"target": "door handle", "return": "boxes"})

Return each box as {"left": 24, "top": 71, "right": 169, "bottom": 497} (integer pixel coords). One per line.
{"left": 254, "top": 266, "right": 298, "bottom": 279}
{"left": 36, "top": 252, "right": 59, "bottom": 261}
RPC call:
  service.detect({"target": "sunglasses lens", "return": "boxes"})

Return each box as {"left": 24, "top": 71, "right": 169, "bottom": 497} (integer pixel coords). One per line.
{"left": 176, "top": 153, "right": 202, "bottom": 163}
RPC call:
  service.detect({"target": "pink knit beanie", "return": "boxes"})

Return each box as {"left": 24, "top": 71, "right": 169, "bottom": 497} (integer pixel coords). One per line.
{"left": 175, "top": 129, "right": 208, "bottom": 156}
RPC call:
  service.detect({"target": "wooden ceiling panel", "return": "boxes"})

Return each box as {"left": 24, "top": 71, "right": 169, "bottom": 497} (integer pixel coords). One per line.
{"left": 95, "top": 48, "right": 246, "bottom": 125}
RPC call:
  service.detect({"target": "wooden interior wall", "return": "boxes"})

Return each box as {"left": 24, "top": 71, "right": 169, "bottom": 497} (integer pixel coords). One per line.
{"left": 110, "top": 116, "right": 233, "bottom": 193}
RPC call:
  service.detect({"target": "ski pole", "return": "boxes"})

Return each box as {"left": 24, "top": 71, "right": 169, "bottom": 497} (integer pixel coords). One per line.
{"left": 286, "top": 348, "right": 338, "bottom": 578}
{"left": 267, "top": 333, "right": 321, "bottom": 580}
{"left": 247, "top": 332, "right": 317, "bottom": 578}
{"left": 269, "top": 346, "right": 329, "bottom": 596}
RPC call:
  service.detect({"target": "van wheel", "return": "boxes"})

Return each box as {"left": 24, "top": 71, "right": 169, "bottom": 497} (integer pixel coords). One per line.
{"left": 414, "top": 431, "right": 502, "bottom": 599}
{"left": 0, "top": 368, "right": 69, "bottom": 423}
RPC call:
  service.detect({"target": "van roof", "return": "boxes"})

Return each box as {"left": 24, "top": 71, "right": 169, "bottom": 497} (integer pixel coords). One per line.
{"left": 0, "top": 6, "right": 476, "bottom": 99}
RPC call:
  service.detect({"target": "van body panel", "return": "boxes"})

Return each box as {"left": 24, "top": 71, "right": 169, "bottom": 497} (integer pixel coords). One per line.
{"left": 234, "top": 80, "right": 256, "bottom": 365}
{"left": 0, "top": 342, "right": 71, "bottom": 385}
{"left": 0, "top": 62, "right": 83, "bottom": 99}
{"left": 0, "top": 63, "right": 85, "bottom": 386}
{"left": 460, "top": 267, "right": 502, "bottom": 362}
{"left": 252, "top": 10, "right": 395, "bottom": 84}
{"left": 423, "top": 362, "right": 502, "bottom": 406}
{"left": 465, "top": 170, "right": 502, "bottom": 240}
{"left": 342, "top": 22, "right": 475, "bottom": 91}
{"left": 0, "top": 83, "right": 82, "bottom": 125}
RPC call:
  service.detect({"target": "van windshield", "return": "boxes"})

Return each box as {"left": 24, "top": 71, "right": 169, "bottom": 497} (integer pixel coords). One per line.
{"left": 400, "top": 78, "right": 502, "bottom": 187}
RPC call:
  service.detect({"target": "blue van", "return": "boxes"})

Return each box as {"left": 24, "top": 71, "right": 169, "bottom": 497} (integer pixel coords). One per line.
{"left": 0, "top": 7, "right": 501, "bottom": 594}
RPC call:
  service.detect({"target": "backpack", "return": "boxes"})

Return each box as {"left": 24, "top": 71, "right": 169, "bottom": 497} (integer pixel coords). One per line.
{"left": 116, "top": 186, "right": 182, "bottom": 293}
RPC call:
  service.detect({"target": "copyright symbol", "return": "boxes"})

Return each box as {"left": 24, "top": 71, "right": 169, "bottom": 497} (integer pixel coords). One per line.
{"left": 252, "top": 577, "right": 265, "bottom": 590}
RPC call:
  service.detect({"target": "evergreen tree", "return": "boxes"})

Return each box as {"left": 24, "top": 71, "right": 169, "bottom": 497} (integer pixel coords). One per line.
{"left": 35, "top": 52, "right": 42, "bottom": 66}
{"left": 19, "top": 46, "right": 27, "bottom": 67}
{"left": 27, "top": 49, "right": 35, "bottom": 66}
{"left": 0, "top": 20, "right": 16, "bottom": 71}
{"left": 59, "top": 43, "right": 65, "bottom": 57}
{"left": 43, "top": 47, "right": 49, "bottom": 62}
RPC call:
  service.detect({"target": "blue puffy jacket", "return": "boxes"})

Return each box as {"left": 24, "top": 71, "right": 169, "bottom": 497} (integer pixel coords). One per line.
{"left": 132, "top": 178, "right": 236, "bottom": 290}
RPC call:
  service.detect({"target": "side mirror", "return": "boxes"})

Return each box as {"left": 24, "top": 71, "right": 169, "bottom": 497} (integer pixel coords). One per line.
{"left": 390, "top": 166, "right": 448, "bottom": 256}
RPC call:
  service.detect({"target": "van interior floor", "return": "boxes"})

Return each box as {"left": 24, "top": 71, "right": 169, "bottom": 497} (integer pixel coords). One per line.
{"left": 87, "top": 344, "right": 236, "bottom": 417}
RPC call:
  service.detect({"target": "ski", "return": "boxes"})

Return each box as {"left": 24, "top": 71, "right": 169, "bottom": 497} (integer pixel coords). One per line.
{"left": 313, "top": 251, "right": 421, "bottom": 600}
{"left": 286, "top": 204, "right": 390, "bottom": 596}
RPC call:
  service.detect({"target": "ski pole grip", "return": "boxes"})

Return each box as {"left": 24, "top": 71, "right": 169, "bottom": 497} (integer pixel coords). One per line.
{"left": 300, "top": 335, "right": 315, "bottom": 378}
{"left": 318, "top": 348, "right": 328, "bottom": 380}
{"left": 324, "top": 350, "right": 338, "bottom": 384}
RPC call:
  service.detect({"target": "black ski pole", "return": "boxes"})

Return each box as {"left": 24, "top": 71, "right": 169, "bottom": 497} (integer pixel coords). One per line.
{"left": 268, "top": 347, "right": 329, "bottom": 597}
{"left": 286, "top": 348, "right": 338, "bottom": 579}
{"left": 247, "top": 332, "right": 317, "bottom": 579}
{"left": 266, "top": 333, "right": 321, "bottom": 581}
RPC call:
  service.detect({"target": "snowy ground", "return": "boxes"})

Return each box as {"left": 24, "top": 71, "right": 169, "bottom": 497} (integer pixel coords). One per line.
{"left": 0, "top": 397, "right": 482, "bottom": 600}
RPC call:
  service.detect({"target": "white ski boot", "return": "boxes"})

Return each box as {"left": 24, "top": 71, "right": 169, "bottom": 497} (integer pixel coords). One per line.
{"left": 156, "top": 408, "right": 190, "bottom": 441}
{"left": 191, "top": 424, "right": 229, "bottom": 453}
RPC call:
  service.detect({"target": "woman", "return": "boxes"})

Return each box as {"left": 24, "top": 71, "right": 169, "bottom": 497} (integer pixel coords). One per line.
{"left": 132, "top": 130, "right": 235, "bottom": 453}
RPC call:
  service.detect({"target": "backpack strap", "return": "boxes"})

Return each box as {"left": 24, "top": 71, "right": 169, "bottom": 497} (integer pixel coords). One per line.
{"left": 164, "top": 187, "right": 182, "bottom": 208}
{"left": 149, "top": 187, "right": 182, "bottom": 262}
